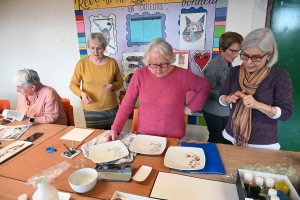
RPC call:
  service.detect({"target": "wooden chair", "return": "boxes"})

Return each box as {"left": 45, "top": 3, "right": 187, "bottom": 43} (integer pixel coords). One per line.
{"left": 131, "top": 108, "right": 138, "bottom": 133}
{"left": 61, "top": 98, "right": 75, "bottom": 126}
{"left": 0, "top": 100, "right": 11, "bottom": 114}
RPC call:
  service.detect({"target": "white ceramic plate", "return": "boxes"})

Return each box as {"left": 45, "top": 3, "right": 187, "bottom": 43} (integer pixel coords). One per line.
{"left": 129, "top": 135, "right": 167, "bottom": 155}
{"left": 89, "top": 140, "right": 129, "bottom": 163}
{"left": 132, "top": 165, "right": 152, "bottom": 182}
{"left": 164, "top": 146, "right": 206, "bottom": 170}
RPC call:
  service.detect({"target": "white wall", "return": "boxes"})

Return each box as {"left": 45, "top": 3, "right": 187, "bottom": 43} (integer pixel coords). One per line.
{"left": 227, "top": 0, "right": 268, "bottom": 66}
{"left": 0, "top": 0, "right": 267, "bottom": 127}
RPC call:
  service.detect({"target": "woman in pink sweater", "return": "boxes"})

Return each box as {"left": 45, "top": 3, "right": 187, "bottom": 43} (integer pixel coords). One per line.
{"left": 0, "top": 69, "right": 67, "bottom": 125}
{"left": 106, "top": 38, "right": 211, "bottom": 141}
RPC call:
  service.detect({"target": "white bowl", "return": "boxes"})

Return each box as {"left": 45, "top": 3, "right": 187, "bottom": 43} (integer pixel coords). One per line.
{"left": 68, "top": 168, "right": 98, "bottom": 193}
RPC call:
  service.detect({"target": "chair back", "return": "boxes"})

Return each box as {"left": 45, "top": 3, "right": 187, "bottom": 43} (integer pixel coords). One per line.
{"left": 131, "top": 108, "right": 138, "bottom": 133}
{"left": 61, "top": 98, "right": 75, "bottom": 126}
{"left": 0, "top": 100, "right": 11, "bottom": 114}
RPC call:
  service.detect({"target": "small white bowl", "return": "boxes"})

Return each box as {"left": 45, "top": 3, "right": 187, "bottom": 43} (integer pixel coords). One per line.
{"left": 68, "top": 168, "right": 98, "bottom": 193}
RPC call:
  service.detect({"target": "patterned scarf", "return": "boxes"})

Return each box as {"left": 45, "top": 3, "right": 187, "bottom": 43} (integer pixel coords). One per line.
{"left": 231, "top": 64, "right": 271, "bottom": 146}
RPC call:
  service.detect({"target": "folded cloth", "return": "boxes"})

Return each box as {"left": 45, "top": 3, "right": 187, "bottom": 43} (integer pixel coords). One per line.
{"left": 181, "top": 142, "right": 225, "bottom": 174}
{"left": 81, "top": 130, "right": 137, "bottom": 164}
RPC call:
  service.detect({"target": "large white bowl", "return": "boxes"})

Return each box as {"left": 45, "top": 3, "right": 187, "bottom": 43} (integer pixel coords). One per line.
{"left": 68, "top": 168, "right": 98, "bottom": 193}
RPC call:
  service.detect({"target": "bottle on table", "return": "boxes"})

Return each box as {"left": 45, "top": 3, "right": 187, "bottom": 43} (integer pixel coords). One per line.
{"left": 265, "top": 177, "right": 275, "bottom": 194}
{"left": 275, "top": 180, "right": 290, "bottom": 195}
{"left": 255, "top": 176, "right": 265, "bottom": 194}
{"left": 243, "top": 171, "right": 254, "bottom": 196}
{"left": 32, "top": 178, "right": 59, "bottom": 200}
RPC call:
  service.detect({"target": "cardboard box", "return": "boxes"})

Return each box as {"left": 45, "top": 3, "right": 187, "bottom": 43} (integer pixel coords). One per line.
{"left": 111, "top": 191, "right": 156, "bottom": 200}
{"left": 237, "top": 169, "right": 300, "bottom": 200}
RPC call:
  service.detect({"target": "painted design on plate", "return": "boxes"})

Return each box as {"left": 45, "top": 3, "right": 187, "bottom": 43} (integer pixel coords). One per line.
{"left": 0, "top": 143, "right": 25, "bottom": 159}
{"left": 186, "top": 152, "right": 201, "bottom": 168}
{"left": 150, "top": 141, "right": 162, "bottom": 153}
{"left": 107, "top": 146, "right": 125, "bottom": 157}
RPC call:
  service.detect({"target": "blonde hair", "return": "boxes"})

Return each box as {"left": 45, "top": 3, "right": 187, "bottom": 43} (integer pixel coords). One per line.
{"left": 87, "top": 32, "right": 107, "bottom": 48}
{"left": 142, "top": 38, "right": 175, "bottom": 65}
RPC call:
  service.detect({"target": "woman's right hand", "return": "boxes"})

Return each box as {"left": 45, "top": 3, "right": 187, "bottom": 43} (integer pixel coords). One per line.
{"left": 106, "top": 130, "right": 118, "bottom": 142}
{"left": 80, "top": 92, "right": 93, "bottom": 104}
{"left": 229, "top": 91, "right": 246, "bottom": 103}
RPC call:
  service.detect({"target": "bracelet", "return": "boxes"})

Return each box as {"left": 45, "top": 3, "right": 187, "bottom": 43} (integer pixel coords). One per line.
{"left": 226, "top": 94, "right": 232, "bottom": 104}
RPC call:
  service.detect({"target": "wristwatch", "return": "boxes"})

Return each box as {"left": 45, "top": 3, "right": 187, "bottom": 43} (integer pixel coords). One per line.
{"left": 29, "top": 117, "right": 35, "bottom": 123}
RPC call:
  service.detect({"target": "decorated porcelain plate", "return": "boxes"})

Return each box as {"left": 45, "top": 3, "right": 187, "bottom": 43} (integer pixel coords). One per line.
{"left": 89, "top": 140, "right": 129, "bottom": 163}
{"left": 129, "top": 135, "right": 167, "bottom": 155}
{"left": 164, "top": 146, "right": 206, "bottom": 170}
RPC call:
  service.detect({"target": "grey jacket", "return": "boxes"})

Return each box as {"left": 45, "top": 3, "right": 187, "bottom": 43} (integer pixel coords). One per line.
{"left": 202, "top": 55, "right": 230, "bottom": 117}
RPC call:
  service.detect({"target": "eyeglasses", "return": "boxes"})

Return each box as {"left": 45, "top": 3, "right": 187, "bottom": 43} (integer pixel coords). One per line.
{"left": 227, "top": 48, "right": 240, "bottom": 54}
{"left": 90, "top": 47, "right": 103, "bottom": 51}
{"left": 149, "top": 63, "right": 169, "bottom": 68}
{"left": 240, "top": 52, "right": 269, "bottom": 62}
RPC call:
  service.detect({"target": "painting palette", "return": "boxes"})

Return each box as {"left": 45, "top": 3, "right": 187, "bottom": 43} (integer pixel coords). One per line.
{"left": 129, "top": 135, "right": 167, "bottom": 155}
{"left": 164, "top": 146, "right": 206, "bottom": 170}
{"left": 89, "top": 140, "right": 129, "bottom": 163}
{"left": 0, "top": 141, "right": 32, "bottom": 163}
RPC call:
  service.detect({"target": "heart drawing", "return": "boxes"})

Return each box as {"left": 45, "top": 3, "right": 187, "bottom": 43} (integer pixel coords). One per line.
{"left": 193, "top": 51, "right": 211, "bottom": 72}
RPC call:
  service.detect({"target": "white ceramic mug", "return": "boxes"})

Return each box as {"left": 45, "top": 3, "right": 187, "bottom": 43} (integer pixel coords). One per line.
{"left": 2, "top": 109, "right": 24, "bottom": 122}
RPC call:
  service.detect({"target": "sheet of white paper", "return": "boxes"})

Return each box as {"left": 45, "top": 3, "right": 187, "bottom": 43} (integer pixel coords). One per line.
{"left": 60, "top": 128, "right": 94, "bottom": 142}
{"left": 150, "top": 172, "right": 239, "bottom": 200}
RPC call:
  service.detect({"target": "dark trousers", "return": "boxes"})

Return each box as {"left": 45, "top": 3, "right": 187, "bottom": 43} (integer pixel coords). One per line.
{"left": 203, "top": 110, "right": 229, "bottom": 143}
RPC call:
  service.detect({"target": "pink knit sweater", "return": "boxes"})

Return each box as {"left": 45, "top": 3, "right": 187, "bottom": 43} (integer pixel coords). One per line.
{"left": 112, "top": 66, "right": 211, "bottom": 139}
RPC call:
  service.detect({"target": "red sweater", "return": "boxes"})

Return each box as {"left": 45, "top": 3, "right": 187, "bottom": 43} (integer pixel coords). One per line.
{"left": 112, "top": 66, "right": 211, "bottom": 139}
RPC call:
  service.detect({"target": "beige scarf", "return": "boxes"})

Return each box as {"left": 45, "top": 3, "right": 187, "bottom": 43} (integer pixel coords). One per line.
{"left": 231, "top": 64, "right": 271, "bottom": 146}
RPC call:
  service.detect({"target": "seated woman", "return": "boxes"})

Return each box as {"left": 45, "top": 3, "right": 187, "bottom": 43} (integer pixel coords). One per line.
{"left": 219, "top": 28, "right": 293, "bottom": 149}
{"left": 0, "top": 69, "right": 67, "bottom": 125}
{"left": 106, "top": 38, "right": 211, "bottom": 141}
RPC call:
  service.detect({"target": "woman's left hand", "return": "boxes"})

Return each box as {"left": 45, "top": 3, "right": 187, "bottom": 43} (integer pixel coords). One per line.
{"left": 103, "top": 84, "right": 114, "bottom": 92}
{"left": 242, "top": 95, "right": 258, "bottom": 109}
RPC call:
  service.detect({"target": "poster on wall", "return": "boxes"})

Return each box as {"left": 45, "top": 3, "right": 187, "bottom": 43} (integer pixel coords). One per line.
{"left": 90, "top": 14, "right": 118, "bottom": 56}
{"left": 122, "top": 52, "right": 144, "bottom": 89}
{"left": 180, "top": 12, "right": 206, "bottom": 51}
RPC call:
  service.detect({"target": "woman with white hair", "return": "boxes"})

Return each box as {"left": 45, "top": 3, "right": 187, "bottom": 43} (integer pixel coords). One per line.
{"left": 106, "top": 38, "right": 211, "bottom": 141}
{"left": 219, "top": 28, "right": 293, "bottom": 149}
{"left": 0, "top": 69, "right": 67, "bottom": 125}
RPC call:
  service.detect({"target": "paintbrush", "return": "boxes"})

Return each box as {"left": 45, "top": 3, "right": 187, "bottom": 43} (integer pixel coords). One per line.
{"left": 63, "top": 143, "right": 75, "bottom": 154}
{"left": 74, "top": 141, "right": 85, "bottom": 149}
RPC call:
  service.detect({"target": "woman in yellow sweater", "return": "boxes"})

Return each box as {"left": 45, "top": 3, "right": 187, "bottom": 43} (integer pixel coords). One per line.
{"left": 70, "top": 33, "right": 123, "bottom": 130}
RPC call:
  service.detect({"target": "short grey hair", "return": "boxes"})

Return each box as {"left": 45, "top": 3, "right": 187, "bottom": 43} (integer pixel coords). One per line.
{"left": 87, "top": 32, "right": 108, "bottom": 49}
{"left": 142, "top": 38, "right": 175, "bottom": 65}
{"left": 12, "top": 69, "right": 42, "bottom": 88}
{"left": 241, "top": 28, "right": 278, "bottom": 67}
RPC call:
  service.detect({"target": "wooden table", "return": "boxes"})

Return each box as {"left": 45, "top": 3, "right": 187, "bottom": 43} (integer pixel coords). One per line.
{"left": 0, "top": 176, "right": 98, "bottom": 200}
{"left": 0, "top": 122, "right": 67, "bottom": 166}
{"left": 0, "top": 126, "right": 178, "bottom": 199}
{"left": 171, "top": 143, "right": 300, "bottom": 191}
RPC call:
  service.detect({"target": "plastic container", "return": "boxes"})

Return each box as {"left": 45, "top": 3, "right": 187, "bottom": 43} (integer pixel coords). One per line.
{"left": 32, "top": 178, "right": 59, "bottom": 200}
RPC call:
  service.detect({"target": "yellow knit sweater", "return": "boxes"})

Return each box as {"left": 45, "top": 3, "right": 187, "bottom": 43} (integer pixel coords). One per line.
{"left": 70, "top": 57, "right": 123, "bottom": 111}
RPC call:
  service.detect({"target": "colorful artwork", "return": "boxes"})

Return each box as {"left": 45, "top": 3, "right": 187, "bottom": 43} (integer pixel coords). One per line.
{"left": 186, "top": 152, "right": 201, "bottom": 168}
{"left": 0, "top": 141, "right": 32, "bottom": 163}
{"left": 122, "top": 52, "right": 144, "bottom": 89}
{"left": 193, "top": 50, "right": 211, "bottom": 72}
{"left": 172, "top": 49, "right": 192, "bottom": 70}
{"left": 180, "top": 12, "right": 207, "bottom": 50}
{"left": 90, "top": 14, "right": 118, "bottom": 55}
